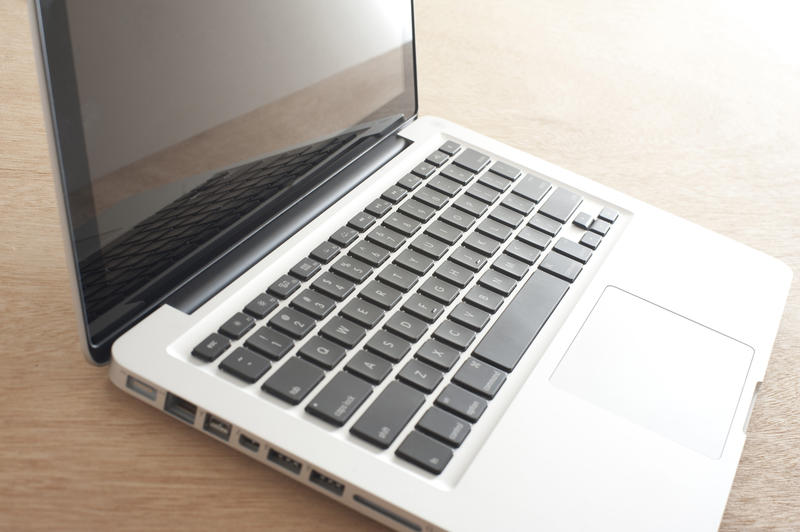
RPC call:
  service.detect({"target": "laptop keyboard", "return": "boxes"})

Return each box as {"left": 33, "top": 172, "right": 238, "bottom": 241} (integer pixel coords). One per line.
{"left": 191, "top": 141, "right": 619, "bottom": 475}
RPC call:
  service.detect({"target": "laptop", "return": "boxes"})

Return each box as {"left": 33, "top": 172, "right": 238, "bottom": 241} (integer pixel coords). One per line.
{"left": 30, "top": 1, "right": 792, "bottom": 530}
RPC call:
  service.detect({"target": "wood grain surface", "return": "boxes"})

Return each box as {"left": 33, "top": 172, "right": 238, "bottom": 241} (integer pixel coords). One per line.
{"left": 1, "top": 0, "right": 798, "bottom": 530}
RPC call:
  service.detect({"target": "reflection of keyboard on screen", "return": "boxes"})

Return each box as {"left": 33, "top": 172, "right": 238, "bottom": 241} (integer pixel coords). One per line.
{"left": 79, "top": 132, "right": 356, "bottom": 323}
{"left": 191, "top": 141, "right": 620, "bottom": 475}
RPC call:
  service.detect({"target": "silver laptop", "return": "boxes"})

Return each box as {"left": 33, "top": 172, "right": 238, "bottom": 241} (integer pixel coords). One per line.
{"left": 31, "top": 1, "right": 791, "bottom": 530}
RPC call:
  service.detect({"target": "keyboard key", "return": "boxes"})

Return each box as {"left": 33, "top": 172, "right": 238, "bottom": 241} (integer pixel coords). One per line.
{"left": 291, "top": 289, "right": 336, "bottom": 319}
{"left": 192, "top": 332, "right": 230, "bottom": 362}
{"left": 432, "top": 320, "right": 476, "bottom": 351}
{"left": 464, "top": 285, "right": 504, "bottom": 314}
{"left": 410, "top": 233, "right": 449, "bottom": 259}
{"left": 489, "top": 161, "right": 521, "bottom": 181}
{"left": 489, "top": 206, "right": 525, "bottom": 228}
{"left": 598, "top": 207, "right": 619, "bottom": 223}
{"left": 398, "top": 199, "right": 436, "bottom": 222}
{"left": 306, "top": 372, "right": 373, "bottom": 426}
{"left": 402, "top": 294, "right": 445, "bottom": 323}
{"left": 579, "top": 231, "right": 602, "bottom": 250}
{"left": 476, "top": 218, "right": 513, "bottom": 242}
{"left": 453, "top": 147, "right": 490, "bottom": 173}
{"left": 350, "top": 240, "right": 390, "bottom": 267}
{"left": 434, "top": 260, "right": 474, "bottom": 288}
{"left": 385, "top": 311, "right": 428, "bottom": 342}
{"left": 394, "top": 249, "right": 434, "bottom": 275}
{"left": 516, "top": 227, "right": 551, "bottom": 250}
{"left": 312, "top": 272, "right": 355, "bottom": 301}
{"left": 219, "top": 347, "right": 271, "bottom": 383}
{"left": 440, "top": 163, "right": 474, "bottom": 185}
{"left": 425, "top": 150, "right": 449, "bottom": 167}
{"left": 397, "top": 173, "right": 423, "bottom": 191}
{"left": 319, "top": 316, "right": 366, "bottom": 348}
{"left": 298, "top": 336, "right": 346, "bottom": 369}
{"left": 435, "top": 384, "right": 487, "bottom": 423}
{"left": 425, "top": 220, "right": 463, "bottom": 245}
{"left": 384, "top": 212, "right": 421, "bottom": 237}
{"left": 365, "top": 330, "right": 410, "bottom": 362}
{"left": 340, "top": 299, "right": 384, "bottom": 329}
{"left": 504, "top": 240, "right": 541, "bottom": 265}
{"left": 417, "top": 407, "right": 471, "bottom": 448}
{"left": 329, "top": 226, "right": 359, "bottom": 247}
{"left": 360, "top": 280, "right": 402, "bottom": 310}
{"left": 245, "top": 326, "right": 294, "bottom": 360}
{"left": 453, "top": 195, "right": 488, "bottom": 217}
{"left": 367, "top": 226, "right": 407, "bottom": 252}
{"left": 478, "top": 269, "right": 517, "bottom": 296}
{"left": 419, "top": 276, "right": 460, "bottom": 305}
{"left": 453, "top": 358, "right": 506, "bottom": 399}
{"left": 439, "top": 207, "right": 476, "bottom": 231}
{"left": 397, "top": 359, "right": 443, "bottom": 393}
{"left": 332, "top": 256, "right": 373, "bottom": 283}
{"left": 449, "top": 302, "right": 490, "bottom": 331}
{"left": 364, "top": 198, "right": 392, "bottom": 218}
{"left": 345, "top": 350, "right": 393, "bottom": 384}
{"left": 553, "top": 237, "right": 592, "bottom": 264}
{"left": 244, "top": 293, "right": 279, "bottom": 319}
{"left": 262, "top": 356, "right": 324, "bottom": 405}
{"left": 512, "top": 173, "right": 551, "bottom": 203}
{"left": 382, "top": 185, "right": 408, "bottom": 204}
{"left": 412, "top": 161, "right": 436, "bottom": 177}
{"left": 268, "top": 274, "right": 301, "bottom": 299}
{"left": 396, "top": 431, "right": 453, "bottom": 475}
{"left": 539, "top": 187, "right": 583, "bottom": 223}
{"left": 438, "top": 141, "right": 461, "bottom": 156}
{"left": 219, "top": 312, "right": 256, "bottom": 339}
{"left": 377, "top": 264, "right": 419, "bottom": 292}
{"left": 472, "top": 270, "right": 569, "bottom": 371}
{"left": 538, "top": 251, "right": 582, "bottom": 283}
{"left": 310, "top": 241, "right": 340, "bottom": 263}
{"left": 492, "top": 254, "right": 529, "bottom": 280}
{"left": 414, "top": 187, "right": 449, "bottom": 209}
{"left": 348, "top": 211, "right": 376, "bottom": 232}
{"left": 462, "top": 232, "right": 501, "bottom": 257}
{"left": 501, "top": 193, "right": 535, "bottom": 215}
{"left": 479, "top": 172, "right": 511, "bottom": 192}
{"left": 572, "top": 212, "right": 593, "bottom": 230}
{"left": 529, "top": 213, "right": 561, "bottom": 237}
{"left": 289, "top": 257, "right": 321, "bottom": 280}
{"left": 465, "top": 183, "right": 500, "bottom": 204}
{"left": 428, "top": 175, "right": 461, "bottom": 197}
{"left": 449, "top": 246, "right": 487, "bottom": 272}
{"left": 415, "top": 339, "right": 461, "bottom": 371}
{"left": 351, "top": 381, "right": 425, "bottom": 448}
{"left": 268, "top": 307, "right": 315, "bottom": 339}
{"left": 589, "top": 219, "right": 611, "bottom": 236}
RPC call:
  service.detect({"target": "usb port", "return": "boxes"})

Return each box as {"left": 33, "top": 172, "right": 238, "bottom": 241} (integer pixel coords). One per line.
{"left": 164, "top": 393, "right": 197, "bottom": 425}
{"left": 126, "top": 375, "right": 157, "bottom": 401}
{"left": 238, "top": 433, "right": 260, "bottom": 453}
{"left": 203, "top": 413, "right": 232, "bottom": 442}
{"left": 267, "top": 448, "right": 302, "bottom": 475}
{"left": 310, "top": 470, "right": 345, "bottom": 496}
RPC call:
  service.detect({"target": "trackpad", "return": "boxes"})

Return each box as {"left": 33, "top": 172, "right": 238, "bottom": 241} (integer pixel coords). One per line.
{"left": 551, "top": 287, "right": 753, "bottom": 458}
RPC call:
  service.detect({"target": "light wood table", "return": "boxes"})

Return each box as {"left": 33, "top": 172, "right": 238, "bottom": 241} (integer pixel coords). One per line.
{"left": 2, "top": 0, "right": 798, "bottom": 529}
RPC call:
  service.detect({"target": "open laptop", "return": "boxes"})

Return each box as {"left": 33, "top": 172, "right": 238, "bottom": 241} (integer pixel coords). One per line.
{"left": 30, "top": 1, "right": 792, "bottom": 530}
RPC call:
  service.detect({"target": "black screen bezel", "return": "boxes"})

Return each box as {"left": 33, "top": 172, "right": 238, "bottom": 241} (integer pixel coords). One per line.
{"left": 34, "top": 0, "right": 418, "bottom": 364}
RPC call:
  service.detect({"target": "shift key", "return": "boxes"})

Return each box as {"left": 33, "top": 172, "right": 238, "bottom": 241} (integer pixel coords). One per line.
{"left": 350, "top": 382, "right": 425, "bottom": 449}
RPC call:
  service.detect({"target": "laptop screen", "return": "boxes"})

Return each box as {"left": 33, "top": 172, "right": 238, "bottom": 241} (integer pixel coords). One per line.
{"left": 38, "top": 0, "right": 416, "bottom": 358}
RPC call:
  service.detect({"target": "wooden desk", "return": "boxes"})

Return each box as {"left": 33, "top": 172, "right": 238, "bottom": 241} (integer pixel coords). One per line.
{"left": 2, "top": 0, "right": 798, "bottom": 529}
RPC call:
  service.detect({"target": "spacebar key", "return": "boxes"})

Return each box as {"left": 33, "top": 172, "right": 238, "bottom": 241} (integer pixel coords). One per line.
{"left": 472, "top": 270, "right": 569, "bottom": 372}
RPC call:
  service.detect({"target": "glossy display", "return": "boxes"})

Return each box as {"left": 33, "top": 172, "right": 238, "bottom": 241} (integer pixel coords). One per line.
{"left": 38, "top": 0, "right": 416, "bottom": 355}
